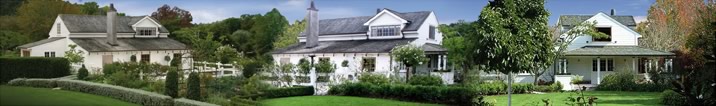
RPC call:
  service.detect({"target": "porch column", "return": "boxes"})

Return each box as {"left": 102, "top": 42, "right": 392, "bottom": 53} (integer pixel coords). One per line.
{"left": 597, "top": 57, "right": 601, "bottom": 85}
{"left": 632, "top": 57, "right": 637, "bottom": 73}
{"left": 442, "top": 55, "right": 447, "bottom": 70}
{"left": 437, "top": 55, "right": 443, "bottom": 70}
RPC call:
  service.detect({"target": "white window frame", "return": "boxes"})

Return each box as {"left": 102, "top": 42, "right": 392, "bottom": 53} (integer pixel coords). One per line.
{"left": 44, "top": 51, "right": 56, "bottom": 57}
{"left": 56, "top": 23, "right": 61, "bottom": 35}
{"left": 370, "top": 25, "right": 401, "bottom": 37}
{"left": 136, "top": 27, "right": 156, "bottom": 36}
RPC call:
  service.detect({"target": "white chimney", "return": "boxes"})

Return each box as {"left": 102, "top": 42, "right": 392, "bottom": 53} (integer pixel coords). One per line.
{"left": 305, "top": 1, "right": 319, "bottom": 48}
{"left": 106, "top": 3, "right": 118, "bottom": 46}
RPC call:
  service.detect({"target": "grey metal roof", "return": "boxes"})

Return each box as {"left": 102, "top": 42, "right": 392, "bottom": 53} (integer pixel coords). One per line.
{"left": 272, "top": 39, "right": 416, "bottom": 54}
{"left": 17, "top": 37, "right": 64, "bottom": 48}
{"left": 300, "top": 9, "right": 431, "bottom": 36}
{"left": 559, "top": 15, "right": 636, "bottom": 27}
{"left": 70, "top": 38, "right": 187, "bottom": 52}
{"left": 565, "top": 46, "right": 674, "bottom": 56}
{"left": 59, "top": 14, "right": 170, "bottom": 33}
{"left": 422, "top": 43, "right": 447, "bottom": 52}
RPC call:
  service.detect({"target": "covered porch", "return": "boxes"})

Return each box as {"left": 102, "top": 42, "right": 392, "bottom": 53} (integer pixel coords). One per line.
{"left": 554, "top": 46, "right": 674, "bottom": 90}
{"left": 399, "top": 43, "right": 453, "bottom": 84}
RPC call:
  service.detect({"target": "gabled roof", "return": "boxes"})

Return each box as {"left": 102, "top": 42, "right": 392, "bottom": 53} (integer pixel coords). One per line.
{"left": 565, "top": 46, "right": 674, "bottom": 56}
{"left": 559, "top": 14, "right": 636, "bottom": 27}
{"left": 272, "top": 39, "right": 415, "bottom": 54}
{"left": 70, "top": 38, "right": 187, "bottom": 52}
{"left": 17, "top": 37, "right": 64, "bottom": 49}
{"left": 59, "top": 14, "right": 169, "bottom": 33}
{"left": 363, "top": 8, "right": 409, "bottom": 26}
{"left": 300, "top": 10, "right": 431, "bottom": 36}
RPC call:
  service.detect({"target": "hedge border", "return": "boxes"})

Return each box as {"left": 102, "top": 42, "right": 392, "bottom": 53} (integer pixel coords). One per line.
{"left": 7, "top": 78, "right": 218, "bottom": 106}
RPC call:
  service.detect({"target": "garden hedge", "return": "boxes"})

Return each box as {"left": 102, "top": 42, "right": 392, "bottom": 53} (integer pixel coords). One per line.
{"left": 262, "top": 86, "right": 314, "bottom": 98}
{"left": 7, "top": 78, "right": 218, "bottom": 106}
{"left": 174, "top": 98, "right": 220, "bottom": 106}
{"left": 328, "top": 82, "right": 480, "bottom": 105}
{"left": 0, "top": 57, "right": 70, "bottom": 83}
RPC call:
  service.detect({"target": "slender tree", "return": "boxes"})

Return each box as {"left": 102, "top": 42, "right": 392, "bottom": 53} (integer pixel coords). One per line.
{"left": 469, "top": 0, "right": 553, "bottom": 105}
{"left": 186, "top": 72, "right": 201, "bottom": 100}
{"left": 165, "top": 69, "right": 179, "bottom": 98}
{"left": 391, "top": 44, "right": 428, "bottom": 81}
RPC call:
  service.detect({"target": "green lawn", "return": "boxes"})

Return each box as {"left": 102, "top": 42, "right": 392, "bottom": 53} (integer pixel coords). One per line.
{"left": 484, "top": 91, "right": 661, "bottom": 106}
{"left": 0, "top": 85, "right": 139, "bottom": 106}
{"left": 261, "top": 96, "right": 443, "bottom": 106}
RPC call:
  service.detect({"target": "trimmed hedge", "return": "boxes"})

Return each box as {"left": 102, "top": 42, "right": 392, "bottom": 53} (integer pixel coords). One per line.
{"left": 0, "top": 57, "right": 70, "bottom": 83}
{"left": 262, "top": 86, "right": 314, "bottom": 98}
{"left": 408, "top": 74, "right": 443, "bottom": 86}
{"left": 174, "top": 98, "right": 220, "bottom": 106}
{"left": 660, "top": 90, "right": 686, "bottom": 106}
{"left": 7, "top": 78, "right": 218, "bottom": 106}
{"left": 328, "top": 82, "right": 479, "bottom": 105}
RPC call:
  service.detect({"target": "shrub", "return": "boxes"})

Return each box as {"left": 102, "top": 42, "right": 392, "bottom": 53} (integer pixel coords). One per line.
{"left": 242, "top": 61, "right": 262, "bottom": 78}
{"left": 597, "top": 71, "right": 638, "bottom": 91}
{"left": 511, "top": 83, "right": 534, "bottom": 94}
{"left": 0, "top": 57, "right": 70, "bottom": 83}
{"left": 206, "top": 76, "right": 244, "bottom": 96}
{"left": 165, "top": 69, "right": 179, "bottom": 98}
{"left": 534, "top": 81, "right": 563, "bottom": 92}
{"left": 240, "top": 75, "right": 271, "bottom": 96}
{"left": 102, "top": 63, "right": 122, "bottom": 75}
{"left": 174, "top": 98, "right": 220, "bottom": 106}
{"left": 107, "top": 71, "right": 147, "bottom": 88}
{"left": 660, "top": 90, "right": 686, "bottom": 106}
{"left": 317, "top": 76, "right": 330, "bottom": 82}
{"left": 571, "top": 75, "right": 585, "bottom": 84}
{"left": 469, "top": 81, "right": 507, "bottom": 95}
{"left": 328, "top": 82, "right": 480, "bottom": 105}
{"left": 358, "top": 73, "right": 390, "bottom": 84}
{"left": 8, "top": 78, "right": 57, "bottom": 88}
{"left": 186, "top": 72, "right": 201, "bottom": 100}
{"left": 408, "top": 74, "right": 443, "bottom": 86}
{"left": 262, "top": 86, "right": 314, "bottom": 98}
{"left": 78, "top": 65, "right": 89, "bottom": 80}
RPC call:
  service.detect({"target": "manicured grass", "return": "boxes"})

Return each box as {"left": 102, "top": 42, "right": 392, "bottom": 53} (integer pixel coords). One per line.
{"left": 0, "top": 85, "right": 139, "bottom": 106}
{"left": 484, "top": 91, "right": 661, "bottom": 106}
{"left": 261, "top": 96, "right": 444, "bottom": 106}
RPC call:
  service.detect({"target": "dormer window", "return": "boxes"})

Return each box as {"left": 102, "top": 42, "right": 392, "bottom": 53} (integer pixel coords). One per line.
{"left": 137, "top": 27, "right": 156, "bottom": 36}
{"left": 56, "top": 23, "right": 61, "bottom": 35}
{"left": 594, "top": 27, "right": 611, "bottom": 42}
{"left": 371, "top": 25, "right": 400, "bottom": 37}
{"left": 429, "top": 26, "right": 436, "bottom": 39}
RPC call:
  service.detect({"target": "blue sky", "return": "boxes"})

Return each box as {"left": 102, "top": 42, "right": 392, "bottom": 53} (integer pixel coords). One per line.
{"left": 69, "top": 0, "right": 654, "bottom": 25}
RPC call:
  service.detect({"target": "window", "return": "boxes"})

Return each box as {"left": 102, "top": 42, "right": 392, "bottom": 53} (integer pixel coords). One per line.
{"left": 427, "top": 55, "right": 438, "bottom": 68}
{"left": 638, "top": 58, "right": 648, "bottom": 73}
{"left": 594, "top": 27, "right": 612, "bottom": 41}
{"left": 173, "top": 53, "right": 182, "bottom": 61}
{"left": 102, "top": 55, "right": 113, "bottom": 65}
{"left": 429, "top": 26, "right": 436, "bottom": 39}
{"left": 558, "top": 59, "right": 568, "bottom": 74}
{"left": 141, "top": 54, "right": 150, "bottom": 63}
{"left": 592, "top": 58, "right": 614, "bottom": 71}
{"left": 44, "top": 52, "right": 55, "bottom": 57}
{"left": 319, "top": 57, "right": 330, "bottom": 62}
{"left": 362, "top": 57, "right": 375, "bottom": 72}
{"left": 56, "top": 23, "right": 61, "bottom": 35}
{"left": 137, "top": 27, "right": 156, "bottom": 36}
{"left": 371, "top": 25, "right": 400, "bottom": 37}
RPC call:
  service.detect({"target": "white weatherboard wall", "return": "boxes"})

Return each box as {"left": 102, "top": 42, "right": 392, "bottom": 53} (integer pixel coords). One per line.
{"left": 273, "top": 53, "right": 393, "bottom": 75}
{"left": 27, "top": 38, "right": 69, "bottom": 57}
{"left": 414, "top": 12, "right": 442, "bottom": 45}
{"left": 49, "top": 17, "right": 70, "bottom": 37}
{"left": 83, "top": 50, "right": 190, "bottom": 74}
{"left": 564, "top": 13, "right": 640, "bottom": 50}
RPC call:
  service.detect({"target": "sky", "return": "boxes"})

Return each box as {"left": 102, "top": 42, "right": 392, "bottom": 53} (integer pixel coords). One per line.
{"left": 68, "top": 0, "right": 654, "bottom": 25}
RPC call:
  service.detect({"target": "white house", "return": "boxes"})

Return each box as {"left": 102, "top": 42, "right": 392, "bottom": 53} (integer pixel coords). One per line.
{"left": 271, "top": 1, "right": 453, "bottom": 85}
{"left": 17, "top": 4, "right": 190, "bottom": 74}
{"left": 519, "top": 11, "right": 674, "bottom": 90}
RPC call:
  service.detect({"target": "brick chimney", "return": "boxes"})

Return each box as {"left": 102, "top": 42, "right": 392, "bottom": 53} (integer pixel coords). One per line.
{"left": 305, "top": 1, "right": 319, "bottom": 48}
{"left": 106, "top": 3, "right": 118, "bottom": 46}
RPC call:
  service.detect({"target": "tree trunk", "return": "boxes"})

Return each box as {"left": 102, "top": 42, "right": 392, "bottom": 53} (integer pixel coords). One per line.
{"left": 507, "top": 72, "right": 513, "bottom": 106}
{"left": 405, "top": 65, "right": 411, "bottom": 82}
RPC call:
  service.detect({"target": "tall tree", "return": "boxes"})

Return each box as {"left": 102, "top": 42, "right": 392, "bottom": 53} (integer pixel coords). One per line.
{"left": 78, "top": 2, "right": 100, "bottom": 15}
{"left": 671, "top": 1, "right": 716, "bottom": 105}
{"left": 469, "top": 0, "right": 553, "bottom": 104}
{"left": 391, "top": 44, "right": 429, "bottom": 81}
{"left": 249, "top": 8, "right": 288, "bottom": 56}
{"left": 16, "top": 0, "right": 80, "bottom": 40}
{"left": 274, "top": 20, "right": 305, "bottom": 49}
{"left": 438, "top": 20, "right": 478, "bottom": 83}
{"left": 0, "top": 0, "right": 24, "bottom": 16}
{"left": 151, "top": 4, "right": 193, "bottom": 32}
{"left": 640, "top": 0, "right": 707, "bottom": 51}
{"left": 547, "top": 20, "right": 608, "bottom": 84}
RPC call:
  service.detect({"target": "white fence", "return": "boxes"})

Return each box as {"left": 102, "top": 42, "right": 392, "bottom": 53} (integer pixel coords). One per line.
{"left": 191, "top": 61, "right": 240, "bottom": 78}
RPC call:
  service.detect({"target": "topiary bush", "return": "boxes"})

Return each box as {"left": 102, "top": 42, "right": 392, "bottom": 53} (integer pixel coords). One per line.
{"left": 358, "top": 73, "right": 390, "bottom": 84}
{"left": 187, "top": 72, "right": 202, "bottom": 100}
{"left": 597, "top": 71, "right": 637, "bottom": 91}
{"left": 660, "top": 90, "right": 686, "bottom": 106}
{"left": 328, "top": 82, "right": 480, "bottom": 105}
{"left": 262, "top": 86, "right": 314, "bottom": 98}
{"left": 165, "top": 69, "right": 179, "bottom": 98}
{"left": 78, "top": 65, "right": 89, "bottom": 80}
{"left": 0, "top": 57, "right": 70, "bottom": 83}
{"left": 407, "top": 74, "right": 443, "bottom": 86}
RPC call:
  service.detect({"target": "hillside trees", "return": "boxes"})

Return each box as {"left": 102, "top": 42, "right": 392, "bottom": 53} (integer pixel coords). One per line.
{"left": 151, "top": 4, "right": 193, "bottom": 32}
{"left": 16, "top": 0, "right": 80, "bottom": 41}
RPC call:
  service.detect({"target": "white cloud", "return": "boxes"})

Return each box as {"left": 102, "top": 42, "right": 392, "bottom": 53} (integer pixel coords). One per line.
{"left": 634, "top": 16, "right": 647, "bottom": 23}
